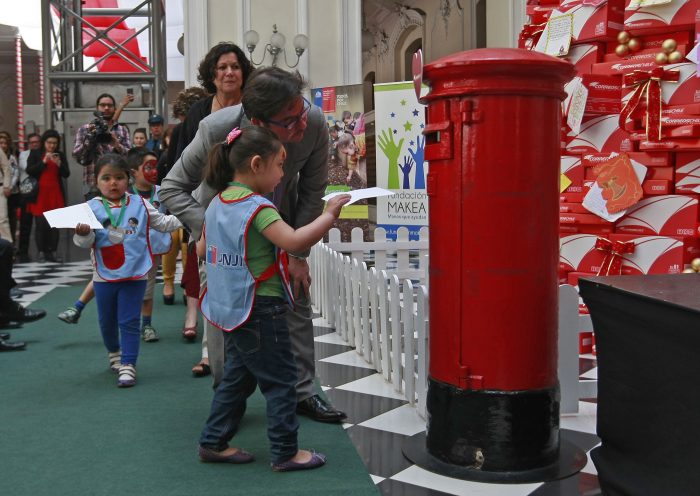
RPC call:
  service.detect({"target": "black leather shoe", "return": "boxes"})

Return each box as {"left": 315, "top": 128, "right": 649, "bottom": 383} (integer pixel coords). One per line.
{"left": 296, "top": 395, "right": 347, "bottom": 423}
{"left": 0, "top": 339, "right": 26, "bottom": 351}
{"left": 0, "top": 332, "right": 10, "bottom": 340}
{"left": 0, "top": 318, "right": 23, "bottom": 330}
{"left": 4, "top": 302, "right": 46, "bottom": 323}
{"left": 163, "top": 294, "right": 174, "bottom": 305}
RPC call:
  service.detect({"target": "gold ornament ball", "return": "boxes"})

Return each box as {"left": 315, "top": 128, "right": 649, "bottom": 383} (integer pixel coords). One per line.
{"left": 655, "top": 52, "right": 668, "bottom": 65}
{"left": 691, "top": 258, "right": 700, "bottom": 272}
{"left": 662, "top": 38, "right": 677, "bottom": 53}
{"left": 668, "top": 51, "right": 683, "bottom": 64}
{"left": 615, "top": 44, "right": 630, "bottom": 57}
{"left": 627, "top": 38, "right": 641, "bottom": 52}
{"left": 617, "top": 31, "right": 630, "bottom": 44}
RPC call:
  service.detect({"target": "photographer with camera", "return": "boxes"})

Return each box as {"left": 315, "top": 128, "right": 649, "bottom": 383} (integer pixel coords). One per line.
{"left": 72, "top": 93, "right": 132, "bottom": 200}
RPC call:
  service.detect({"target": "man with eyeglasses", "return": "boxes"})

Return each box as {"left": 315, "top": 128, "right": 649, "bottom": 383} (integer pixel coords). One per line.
{"left": 73, "top": 93, "right": 131, "bottom": 200}
{"left": 161, "top": 66, "right": 346, "bottom": 423}
{"left": 15, "top": 134, "right": 41, "bottom": 262}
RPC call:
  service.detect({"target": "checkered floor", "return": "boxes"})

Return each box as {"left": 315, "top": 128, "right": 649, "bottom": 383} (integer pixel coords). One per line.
{"left": 12, "top": 257, "right": 602, "bottom": 496}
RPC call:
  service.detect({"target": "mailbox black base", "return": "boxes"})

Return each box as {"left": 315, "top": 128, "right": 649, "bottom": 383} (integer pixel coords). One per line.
{"left": 403, "top": 431, "right": 587, "bottom": 483}
{"left": 420, "top": 377, "right": 582, "bottom": 475}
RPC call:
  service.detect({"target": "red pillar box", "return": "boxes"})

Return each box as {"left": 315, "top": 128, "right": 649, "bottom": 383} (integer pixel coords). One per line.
{"left": 413, "top": 49, "right": 584, "bottom": 481}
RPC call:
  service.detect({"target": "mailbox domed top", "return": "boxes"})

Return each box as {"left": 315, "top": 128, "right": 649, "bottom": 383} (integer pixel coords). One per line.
{"left": 422, "top": 48, "right": 575, "bottom": 102}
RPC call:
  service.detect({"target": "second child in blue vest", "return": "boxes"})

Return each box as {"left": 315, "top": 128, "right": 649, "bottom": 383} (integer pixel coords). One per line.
{"left": 196, "top": 126, "right": 350, "bottom": 471}
{"left": 74, "top": 154, "right": 181, "bottom": 387}
{"left": 126, "top": 147, "right": 172, "bottom": 343}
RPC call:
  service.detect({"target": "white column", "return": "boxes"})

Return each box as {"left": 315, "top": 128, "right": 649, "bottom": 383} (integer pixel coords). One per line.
{"left": 183, "top": 0, "right": 210, "bottom": 87}
{"left": 241, "top": 0, "right": 252, "bottom": 45}
{"left": 340, "top": 0, "right": 362, "bottom": 85}
{"left": 296, "top": 0, "right": 310, "bottom": 79}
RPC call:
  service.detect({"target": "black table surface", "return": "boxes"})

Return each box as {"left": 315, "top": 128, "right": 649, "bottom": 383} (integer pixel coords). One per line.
{"left": 578, "top": 273, "right": 700, "bottom": 313}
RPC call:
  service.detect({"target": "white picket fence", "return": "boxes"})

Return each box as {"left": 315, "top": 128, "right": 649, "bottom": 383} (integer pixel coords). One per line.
{"left": 310, "top": 226, "right": 430, "bottom": 418}
{"left": 310, "top": 226, "right": 595, "bottom": 419}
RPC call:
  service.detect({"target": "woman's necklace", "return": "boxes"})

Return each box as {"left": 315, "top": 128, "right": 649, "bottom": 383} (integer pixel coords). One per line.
{"left": 214, "top": 93, "right": 225, "bottom": 110}
{"left": 214, "top": 92, "right": 241, "bottom": 111}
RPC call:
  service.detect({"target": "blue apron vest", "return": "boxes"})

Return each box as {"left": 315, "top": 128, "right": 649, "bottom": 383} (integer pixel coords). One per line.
{"left": 200, "top": 193, "right": 293, "bottom": 332}
{"left": 132, "top": 185, "right": 172, "bottom": 255}
{"left": 89, "top": 193, "right": 153, "bottom": 281}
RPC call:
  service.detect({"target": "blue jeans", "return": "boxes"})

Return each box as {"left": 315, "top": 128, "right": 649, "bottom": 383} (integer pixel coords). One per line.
{"left": 199, "top": 297, "right": 299, "bottom": 464}
{"left": 93, "top": 280, "right": 147, "bottom": 365}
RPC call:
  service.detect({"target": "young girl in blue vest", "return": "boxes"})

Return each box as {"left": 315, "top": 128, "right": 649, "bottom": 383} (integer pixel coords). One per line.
{"left": 74, "top": 153, "right": 181, "bottom": 387}
{"left": 126, "top": 147, "right": 173, "bottom": 343}
{"left": 196, "top": 126, "right": 350, "bottom": 471}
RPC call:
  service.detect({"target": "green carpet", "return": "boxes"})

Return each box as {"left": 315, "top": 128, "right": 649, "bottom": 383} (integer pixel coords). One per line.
{"left": 1, "top": 285, "right": 378, "bottom": 496}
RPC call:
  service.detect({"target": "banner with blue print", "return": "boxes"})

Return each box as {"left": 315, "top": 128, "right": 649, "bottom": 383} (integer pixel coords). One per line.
{"left": 374, "top": 82, "right": 428, "bottom": 240}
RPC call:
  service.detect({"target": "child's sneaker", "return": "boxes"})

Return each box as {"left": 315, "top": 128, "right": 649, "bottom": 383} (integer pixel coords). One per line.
{"left": 58, "top": 306, "right": 81, "bottom": 324}
{"left": 142, "top": 325, "right": 159, "bottom": 342}
{"left": 107, "top": 351, "right": 122, "bottom": 373}
{"left": 117, "top": 364, "right": 136, "bottom": 388}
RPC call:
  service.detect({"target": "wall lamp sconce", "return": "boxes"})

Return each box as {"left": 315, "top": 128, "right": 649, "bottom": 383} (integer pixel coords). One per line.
{"left": 244, "top": 24, "right": 309, "bottom": 68}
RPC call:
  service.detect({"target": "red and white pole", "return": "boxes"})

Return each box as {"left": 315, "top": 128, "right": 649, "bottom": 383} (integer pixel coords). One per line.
{"left": 38, "top": 54, "right": 44, "bottom": 106}
{"left": 15, "top": 34, "right": 25, "bottom": 151}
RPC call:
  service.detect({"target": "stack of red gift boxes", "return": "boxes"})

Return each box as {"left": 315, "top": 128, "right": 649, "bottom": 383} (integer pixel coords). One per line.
{"left": 522, "top": 0, "right": 700, "bottom": 354}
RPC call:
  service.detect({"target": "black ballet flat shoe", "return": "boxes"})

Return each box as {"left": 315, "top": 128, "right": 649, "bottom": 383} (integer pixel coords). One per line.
{"left": 163, "top": 294, "right": 175, "bottom": 305}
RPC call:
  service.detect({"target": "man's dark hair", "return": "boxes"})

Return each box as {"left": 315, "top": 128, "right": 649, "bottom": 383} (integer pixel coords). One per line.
{"left": 27, "top": 133, "right": 40, "bottom": 141}
{"left": 126, "top": 146, "right": 157, "bottom": 171}
{"left": 242, "top": 67, "right": 307, "bottom": 122}
{"left": 197, "top": 42, "right": 253, "bottom": 94}
{"left": 95, "top": 93, "right": 116, "bottom": 108}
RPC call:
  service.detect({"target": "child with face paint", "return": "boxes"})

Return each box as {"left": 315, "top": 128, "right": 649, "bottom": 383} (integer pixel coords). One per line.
{"left": 126, "top": 147, "right": 173, "bottom": 343}
{"left": 73, "top": 153, "right": 181, "bottom": 387}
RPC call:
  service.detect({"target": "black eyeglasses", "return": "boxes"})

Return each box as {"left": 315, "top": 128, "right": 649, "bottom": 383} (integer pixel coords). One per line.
{"left": 265, "top": 98, "right": 311, "bottom": 131}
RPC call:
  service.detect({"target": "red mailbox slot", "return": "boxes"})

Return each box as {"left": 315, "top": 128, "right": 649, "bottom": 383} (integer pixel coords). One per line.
{"left": 416, "top": 48, "right": 577, "bottom": 478}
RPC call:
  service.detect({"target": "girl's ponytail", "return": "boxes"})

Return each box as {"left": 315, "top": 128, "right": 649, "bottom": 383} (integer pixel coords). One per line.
{"left": 203, "top": 125, "right": 282, "bottom": 192}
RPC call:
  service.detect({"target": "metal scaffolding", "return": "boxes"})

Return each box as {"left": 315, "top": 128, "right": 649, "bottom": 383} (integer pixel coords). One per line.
{"left": 41, "top": 0, "right": 167, "bottom": 129}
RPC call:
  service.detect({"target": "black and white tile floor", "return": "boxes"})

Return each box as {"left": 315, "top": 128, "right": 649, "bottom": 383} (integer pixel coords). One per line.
{"left": 12, "top": 257, "right": 602, "bottom": 496}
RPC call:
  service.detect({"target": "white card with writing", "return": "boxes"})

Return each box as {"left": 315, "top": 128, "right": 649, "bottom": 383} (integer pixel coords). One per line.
{"left": 536, "top": 13, "right": 573, "bottom": 57}
{"left": 565, "top": 77, "right": 588, "bottom": 135}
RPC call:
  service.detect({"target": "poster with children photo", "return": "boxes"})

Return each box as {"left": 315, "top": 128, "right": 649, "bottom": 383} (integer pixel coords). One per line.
{"left": 312, "top": 84, "right": 369, "bottom": 242}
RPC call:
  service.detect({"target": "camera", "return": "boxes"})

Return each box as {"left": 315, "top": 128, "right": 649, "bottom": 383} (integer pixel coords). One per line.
{"left": 90, "top": 111, "right": 112, "bottom": 144}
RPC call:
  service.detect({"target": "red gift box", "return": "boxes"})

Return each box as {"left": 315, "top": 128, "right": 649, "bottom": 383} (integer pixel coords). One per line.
{"left": 560, "top": 191, "right": 588, "bottom": 203}
{"left": 592, "top": 58, "right": 657, "bottom": 76}
{"left": 559, "top": 0, "right": 625, "bottom": 43}
{"left": 644, "top": 167, "right": 674, "bottom": 180}
{"left": 560, "top": 224, "right": 616, "bottom": 234}
{"left": 581, "top": 74, "right": 622, "bottom": 114}
{"left": 621, "top": 62, "right": 700, "bottom": 107}
{"left": 674, "top": 151, "right": 700, "bottom": 194}
{"left": 582, "top": 151, "right": 671, "bottom": 168}
{"left": 562, "top": 155, "right": 584, "bottom": 192}
{"left": 561, "top": 202, "right": 590, "bottom": 213}
{"left": 560, "top": 233, "right": 609, "bottom": 273}
{"left": 564, "top": 43, "right": 605, "bottom": 75}
{"left": 615, "top": 194, "right": 699, "bottom": 236}
{"left": 602, "top": 43, "right": 689, "bottom": 62}
{"left": 610, "top": 233, "right": 685, "bottom": 274}
{"left": 642, "top": 179, "right": 672, "bottom": 195}
{"left": 629, "top": 125, "right": 700, "bottom": 140}
{"left": 624, "top": 0, "right": 700, "bottom": 34}
{"left": 640, "top": 137, "right": 700, "bottom": 151}
{"left": 566, "top": 114, "right": 634, "bottom": 154}
{"left": 579, "top": 331, "right": 594, "bottom": 354}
